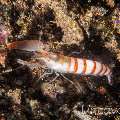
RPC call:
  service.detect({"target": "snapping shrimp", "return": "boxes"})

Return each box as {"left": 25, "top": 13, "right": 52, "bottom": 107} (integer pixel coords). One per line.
{"left": 6, "top": 40, "right": 112, "bottom": 85}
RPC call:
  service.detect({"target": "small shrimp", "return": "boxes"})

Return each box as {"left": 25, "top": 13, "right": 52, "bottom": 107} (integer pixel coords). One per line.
{"left": 6, "top": 40, "right": 112, "bottom": 85}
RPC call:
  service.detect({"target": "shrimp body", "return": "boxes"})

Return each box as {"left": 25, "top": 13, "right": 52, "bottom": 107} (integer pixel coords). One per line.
{"left": 6, "top": 40, "right": 112, "bottom": 84}
{"left": 35, "top": 51, "right": 112, "bottom": 84}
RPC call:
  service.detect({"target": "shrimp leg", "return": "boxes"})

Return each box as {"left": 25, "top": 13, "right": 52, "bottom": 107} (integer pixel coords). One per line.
{"left": 61, "top": 73, "right": 84, "bottom": 93}
{"left": 37, "top": 71, "right": 53, "bottom": 81}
